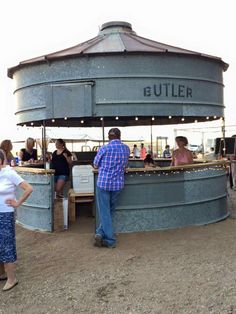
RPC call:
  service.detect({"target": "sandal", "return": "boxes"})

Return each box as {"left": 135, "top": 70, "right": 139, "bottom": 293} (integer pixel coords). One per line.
{"left": 3, "top": 279, "right": 18, "bottom": 291}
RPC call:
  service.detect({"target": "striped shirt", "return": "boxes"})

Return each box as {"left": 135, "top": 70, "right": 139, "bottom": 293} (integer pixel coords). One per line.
{"left": 94, "top": 140, "right": 130, "bottom": 191}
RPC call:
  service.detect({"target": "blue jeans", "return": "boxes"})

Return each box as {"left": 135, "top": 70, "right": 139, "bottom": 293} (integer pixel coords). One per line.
{"left": 96, "top": 186, "right": 121, "bottom": 246}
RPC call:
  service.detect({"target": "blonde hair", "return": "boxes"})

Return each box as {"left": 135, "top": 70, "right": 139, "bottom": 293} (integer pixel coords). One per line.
{"left": 26, "top": 137, "right": 35, "bottom": 150}
{"left": 0, "top": 140, "right": 13, "bottom": 161}
{"left": 0, "top": 140, "right": 13, "bottom": 153}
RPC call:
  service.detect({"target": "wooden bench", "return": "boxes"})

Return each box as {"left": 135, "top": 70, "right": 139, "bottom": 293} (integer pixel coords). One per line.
{"left": 68, "top": 189, "right": 94, "bottom": 222}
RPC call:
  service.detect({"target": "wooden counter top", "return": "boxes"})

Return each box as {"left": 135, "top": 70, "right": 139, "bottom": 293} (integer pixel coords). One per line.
{"left": 14, "top": 167, "right": 55, "bottom": 174}
{"left": 125, "top": 160, "right": 229, "bottom": 173}
{"left": 93, "top": 160, "right": 229, "bottom": 174}
{"left": 16, "top": 160, "right": 228, "bottom": 175}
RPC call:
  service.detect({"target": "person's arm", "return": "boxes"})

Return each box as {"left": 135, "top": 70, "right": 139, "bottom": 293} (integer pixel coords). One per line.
{"left": 93, "top": 147, "right": 104, "bottom": 169}
{"left": 63, "top": 153, "right": 72, "bottom": 165}
{"left": 171, "top": 152, "right": 175, "bottom": 166}
{"left": 63, "top": 151, "right": 72, "bottom": 165}
{"left": 188, "top": 151, "right": 194, "bottom": 164}
{"left": 124, "top": 146, "right": 131, "bottom": 168}
{"left": 5, "top": 181, "right": 33, "bottom": 208}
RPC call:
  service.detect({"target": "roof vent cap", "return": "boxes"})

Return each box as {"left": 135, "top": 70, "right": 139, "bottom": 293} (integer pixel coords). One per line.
{"left": 99, "top": 21, "right": 135, "bottom": 35}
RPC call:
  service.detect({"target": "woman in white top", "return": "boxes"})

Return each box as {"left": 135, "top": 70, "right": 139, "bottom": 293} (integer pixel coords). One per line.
{"left": 0, "top": 149, "right": 32, "bottom": 291}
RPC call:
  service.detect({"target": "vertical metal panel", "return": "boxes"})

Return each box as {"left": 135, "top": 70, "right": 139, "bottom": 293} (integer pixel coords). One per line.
{"left": 16, "top": 172, "right": 54, "bottom": 232}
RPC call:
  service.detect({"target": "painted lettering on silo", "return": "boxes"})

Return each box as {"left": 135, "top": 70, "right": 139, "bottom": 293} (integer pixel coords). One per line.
{"left": 144, "top": 84, "right": 193, "bottom": 98}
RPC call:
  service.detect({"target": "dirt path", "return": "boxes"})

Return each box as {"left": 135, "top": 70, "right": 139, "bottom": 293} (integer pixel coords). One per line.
{"left": 1, "top": 190, "right": 236, "bottom": 314}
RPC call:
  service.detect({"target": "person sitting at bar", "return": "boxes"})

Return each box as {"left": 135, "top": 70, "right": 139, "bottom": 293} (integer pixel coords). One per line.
{"left": 140, "top": 143, "right": 147, "bottom": 160}
{"left": 93, "top": 128, "right": 130, "bottom": 248}
{"left": 147, "top": 145, "right": 152, "bottom": 156}
{"left": 51, "top": 139, "right": 72, "bottom": 198}
{"left": 205, "top": 147, "right": 215, "bottom": 161}
{"left": 132, "top": 144, "right": 140, "bottom": 159}
{"left": 0, "top": 140, "right": 15, "bottom": 166}
{"left": 171, "top": 136, "right": 193, "bottom": 166}
{"left": 144, "top": 154, "right": 155, "bottom": 168}
{"left": 19, "top": 138, "right": 38, "bottom": 163}
{"left": 163, "top": 145, "right": 172, "bottom": 158}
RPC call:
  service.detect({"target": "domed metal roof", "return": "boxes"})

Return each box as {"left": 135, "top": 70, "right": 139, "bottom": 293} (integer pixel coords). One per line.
{"left": 8, "top": 21, "right": 228, "bottom": 78}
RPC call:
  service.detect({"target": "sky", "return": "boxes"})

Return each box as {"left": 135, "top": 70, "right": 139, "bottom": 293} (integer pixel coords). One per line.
{"left": 0, "top": 0, "right": 235, "bottom": 145}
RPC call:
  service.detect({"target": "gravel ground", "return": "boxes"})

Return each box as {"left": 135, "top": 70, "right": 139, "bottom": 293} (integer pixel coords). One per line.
{"left": 1, "top": 190, "right": 236, "bottom": 314}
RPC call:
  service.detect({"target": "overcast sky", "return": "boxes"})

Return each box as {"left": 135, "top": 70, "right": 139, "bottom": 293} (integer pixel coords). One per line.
{"left": 0, "top": 0, "right": 235, "bottom": 141}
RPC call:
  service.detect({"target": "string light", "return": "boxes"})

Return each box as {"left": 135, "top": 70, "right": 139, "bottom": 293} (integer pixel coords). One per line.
{"left": 206, "top": 116, "right": 209, "bottom": 120}
{"left": 64, "top": 117, "right": 68, "bottom": 120}
{"left": 100, "top": 117, "right": 103, "bottom": 121}
{"left": 152, "top": 117, "right": 155, "bottom": 121}
{"left": 30, "top": 122, "right": 34, "bottom": 126}
{"left": 169, "top": 116, "right": 172, "bottom": 119}
{"left": 52, "top": 119, "right": 55, "bottom": 123}
{"left": 115, "top": 116, "right": 119, "bottom": 120}
{"left": 135, "top": 117, "right": 139, "bottom": 121}
{"left": 125, "top": 165, "right": 227, "bottom": 177}
{"left": 181, "top": 117, "right": 185, "bottom": 122}
{"left": 214, "top": 116, "right": 217, "bottom": 119}
{"left": 80, "top": 120, "right": 84, "bottom": 124}
{"left": 194, "top": 120, "right": 198, "bottom": 123}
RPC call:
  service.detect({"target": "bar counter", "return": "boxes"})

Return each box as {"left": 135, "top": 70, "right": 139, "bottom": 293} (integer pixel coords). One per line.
{"left": 14, "top": 161, "right": 229, "bottom": 233}
{"left": 95, "top": 160, "right": 229, "bottom": 233}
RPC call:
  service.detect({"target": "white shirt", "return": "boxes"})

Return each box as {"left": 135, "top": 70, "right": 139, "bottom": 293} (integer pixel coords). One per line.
{"left": 133, "top": 147, "right": 140, "bottom": 158}
{"left": 0, "top": 166, "right": 24, "bottom": 213}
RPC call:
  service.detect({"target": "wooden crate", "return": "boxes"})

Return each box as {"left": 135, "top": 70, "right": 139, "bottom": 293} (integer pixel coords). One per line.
{"left": 53, "top": 199, "right": 64, "bottom": 232}
{"left": 68, "top": 189, "right": 94, "bottom": 222}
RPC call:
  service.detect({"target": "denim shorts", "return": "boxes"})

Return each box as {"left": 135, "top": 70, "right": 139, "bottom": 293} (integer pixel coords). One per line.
{"left": 54, "top": 175, "right": 69, "bottom": 183}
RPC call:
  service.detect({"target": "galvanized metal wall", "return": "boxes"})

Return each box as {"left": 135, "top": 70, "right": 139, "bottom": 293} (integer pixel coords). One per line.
{"left": 16, "top": 171, "right": 54, "bottom": 232}
{"left": 95, "top": 166, "right": 228, "bottom": 232}
{"left": 13, "top": 54, "right": 224, "bottom": 125}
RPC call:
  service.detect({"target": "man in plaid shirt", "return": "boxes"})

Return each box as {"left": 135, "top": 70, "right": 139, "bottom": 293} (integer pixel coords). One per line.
{"left": 94, "top": 128, "right": 130, "bottom": 248}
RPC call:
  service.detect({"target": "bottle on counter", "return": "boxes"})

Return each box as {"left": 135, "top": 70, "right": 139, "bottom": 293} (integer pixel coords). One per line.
{"left": 15, "top": 152, "right": 19, "bottom": 165}
{"left": 18, "top": 155, "right": 23, "bottom": 166}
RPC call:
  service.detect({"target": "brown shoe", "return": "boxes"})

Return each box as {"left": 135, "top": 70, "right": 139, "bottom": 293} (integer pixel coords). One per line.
{"left": 3, "top": 280, "right": 18, "bottom": 291}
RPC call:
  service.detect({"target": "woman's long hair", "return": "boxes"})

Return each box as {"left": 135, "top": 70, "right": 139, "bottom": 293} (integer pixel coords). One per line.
{"left": 0, "top": 140, "right": 13, "bottom": 161}
{"left": 0, "top": 149, "right": 7, "bottom": 165}
{"left": 25, "top": 138, "right": 35, "bottom": 151}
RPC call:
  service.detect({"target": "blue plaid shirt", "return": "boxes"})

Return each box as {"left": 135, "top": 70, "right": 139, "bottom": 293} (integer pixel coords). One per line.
{"left": 94, "top": 140, "right": 130, "bottom": 191}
